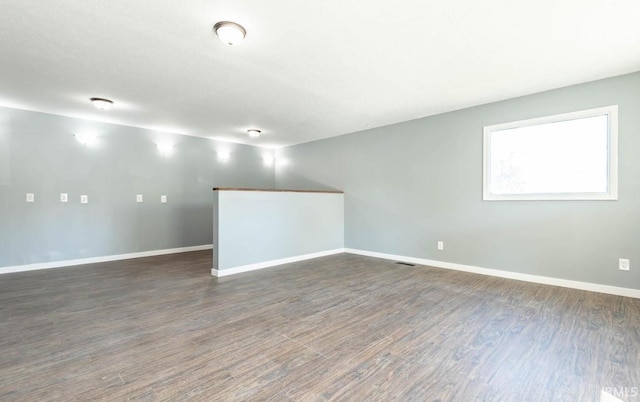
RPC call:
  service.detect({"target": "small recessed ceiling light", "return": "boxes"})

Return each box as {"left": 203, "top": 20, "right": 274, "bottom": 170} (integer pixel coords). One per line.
{"left": 214, "top": 21, "right": 246, "bottom": 46}
{"left": 247, "top": 129, "right": 261, "bottom": 138}
{"left": 90, "top": 97, "right": 113, "bottom": 111}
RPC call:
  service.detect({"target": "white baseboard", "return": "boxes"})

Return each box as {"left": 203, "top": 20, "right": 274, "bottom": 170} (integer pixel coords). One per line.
{"left": 7, "top": 244, "right": 636, "bottom": 299}
{"left": 345, "top": 248, "right": 640, "bottom": 299}
{"left": 212, "top": 248, "right": 346, "bottom": 277}
{"left": 0, "top": 244, "right": 213, "bottom": 275}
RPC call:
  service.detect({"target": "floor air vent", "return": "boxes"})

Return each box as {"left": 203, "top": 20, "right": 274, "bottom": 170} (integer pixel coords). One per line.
{"left": 396, "top": 262, "right": 416, "bottom": 267}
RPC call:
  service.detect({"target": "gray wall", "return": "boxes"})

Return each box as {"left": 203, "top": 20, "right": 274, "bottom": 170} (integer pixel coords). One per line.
{"left": 0, "top": 107, "right": 274, "bottom": 268}
{"left": 214, "top": 190, "right": 344, "bottom": 271}
{"left": 276, "top": 72, "right": 640, "bottom": 290}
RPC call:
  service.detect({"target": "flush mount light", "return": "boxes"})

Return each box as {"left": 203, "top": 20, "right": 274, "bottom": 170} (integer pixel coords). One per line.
{"left": 213, "top": 21, "right": 246, "bottom": 46}
{"left": 247, "top": 129, "right": 261, "bottom": 138}
{"left": 90, "top": 97, "right": 113, "bottom": 111}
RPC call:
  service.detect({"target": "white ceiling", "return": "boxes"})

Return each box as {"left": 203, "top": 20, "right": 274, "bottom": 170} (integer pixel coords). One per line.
{"left": 1, "top": 1, "right": 639, "bottom": 148}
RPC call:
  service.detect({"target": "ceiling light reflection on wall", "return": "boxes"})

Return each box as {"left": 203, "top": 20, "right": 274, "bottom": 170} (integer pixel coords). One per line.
{"left": 213, "top": 21, "right": 246, "bottom": 46}
{"left": 156, "top": 142, "right": 174, "bottom": 156}
{"left": 217, "top": 150, "right": 230, "bottom": 162}
{"left": 262, "top": 155, "right": 274, "bottom": 166}
{"left": 90, "top": 97, "right": 114, "bottom": 110}
{"left": 74, "top": 132, "right": 99, "bottom": 147}
{"left": 247, "top": 129, "right": 261, "bottom": 138}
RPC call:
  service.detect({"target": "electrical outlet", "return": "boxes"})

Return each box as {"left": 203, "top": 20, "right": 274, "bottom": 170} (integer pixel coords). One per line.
{"left": 60, "top": 193, "right": 68, "bottom": 202}
{"left": 136, "top": 194, "right": 143, "bottom": 203}
{"left": 80, "top": 195, "right": 88, "bottom": 204}
{"left": 619, "top": 258, "right": 630, "bottom": 271}
{"left": 437, "top": 241, "right": 444, "bottom": 251}
{"left": 26, "top": 193, "right": 34, "bottom": 203}
{"left": 160, "top": 195, "right": 167, "bottom": 203}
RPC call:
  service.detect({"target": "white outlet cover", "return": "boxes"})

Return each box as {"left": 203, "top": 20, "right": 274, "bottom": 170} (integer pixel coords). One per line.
{"left": 80, "top": 195, "right": 88, "bottom": 204}
{"left": 161, "top": 195, "right": 167, "bottom": 203}
{"left": 437, "top": 241, "right": 444, "bottom": 250}
{"left": 136, "top": 194, "right": 143, "bottom": 203}
{"left": 26, "top": 193, "right": 34, "bottom": 202}
{"left": 619, "top": 258, "right": 630, "bottom": 271}
{"left": 60, "top": 193, "right": 68, "bottom": 202}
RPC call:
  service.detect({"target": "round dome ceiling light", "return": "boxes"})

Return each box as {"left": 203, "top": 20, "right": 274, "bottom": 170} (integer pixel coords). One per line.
{"left": 90, "top": 97, "right": 114, "bottom": 111}
{"left": 214, "top": 21, "right": 246, "bottom": 46}
{"left": 247, "top": 129, "right": 262, "bottom": 138}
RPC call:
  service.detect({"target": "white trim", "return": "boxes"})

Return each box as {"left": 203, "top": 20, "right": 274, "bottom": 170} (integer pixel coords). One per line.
{"left": 483, "top": 105, "right": 618, "bottom": 201}
{"left": 344, "top": 248, "right": 640, "bottom": 299}
{"left": 0, "top": 245, "right": 213, "bottom": 275}
{"left": 212, "top": 248, "right": 346, "bottom": 277}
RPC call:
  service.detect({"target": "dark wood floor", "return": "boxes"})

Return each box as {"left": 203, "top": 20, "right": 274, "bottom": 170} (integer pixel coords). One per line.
{"left": 0, "top": 251, "right": 639, "bottom": 401}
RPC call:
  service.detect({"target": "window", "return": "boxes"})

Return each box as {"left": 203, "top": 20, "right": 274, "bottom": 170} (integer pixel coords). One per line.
{"left": 483, "top": 105, "right": 618, "bottom": 201}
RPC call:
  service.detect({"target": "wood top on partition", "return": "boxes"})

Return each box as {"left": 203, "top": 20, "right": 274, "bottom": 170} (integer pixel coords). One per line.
{"left": 212, "top": 187, "right": 343, "bottom": 194}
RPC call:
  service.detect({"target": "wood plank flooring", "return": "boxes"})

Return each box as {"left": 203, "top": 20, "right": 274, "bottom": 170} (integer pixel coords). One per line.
{"left": 0, "top": 251, "right": 639, "bottom": 401}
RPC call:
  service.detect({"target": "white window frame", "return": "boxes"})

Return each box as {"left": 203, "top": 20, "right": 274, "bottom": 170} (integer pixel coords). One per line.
{"left": 483, "top": 105, "right": 618, "bottom": 201}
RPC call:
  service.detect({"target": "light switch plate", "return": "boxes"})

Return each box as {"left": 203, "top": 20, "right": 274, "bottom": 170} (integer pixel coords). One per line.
{"left": 136, "top": 194, "right": 143, "bottom": 203}
{"left": 161, "top": 195, "right": 167, "bottom": 203}
{"left": 80, "top": 195, "right": 88, "bottom": 204}
{"left": 26, "top": 193, "right": 34, "bottom": 202}
{"left": 60, "top": 193, "right": 68, "bottom": 202}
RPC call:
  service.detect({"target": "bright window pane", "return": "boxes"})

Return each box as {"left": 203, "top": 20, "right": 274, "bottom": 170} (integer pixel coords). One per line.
{"left": 483, "top": 106, "right": 617, "bottom": 201}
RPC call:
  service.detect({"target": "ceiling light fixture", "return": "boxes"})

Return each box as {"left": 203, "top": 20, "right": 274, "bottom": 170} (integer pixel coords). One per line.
{"left": 214, "top": 21, "right": 246, "bottom": 46}
{"left": 247, "top": 129, "right": 261, "bottom": 138}
{"left": 90, "top": 97, "right": 113, "bottom": 111}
